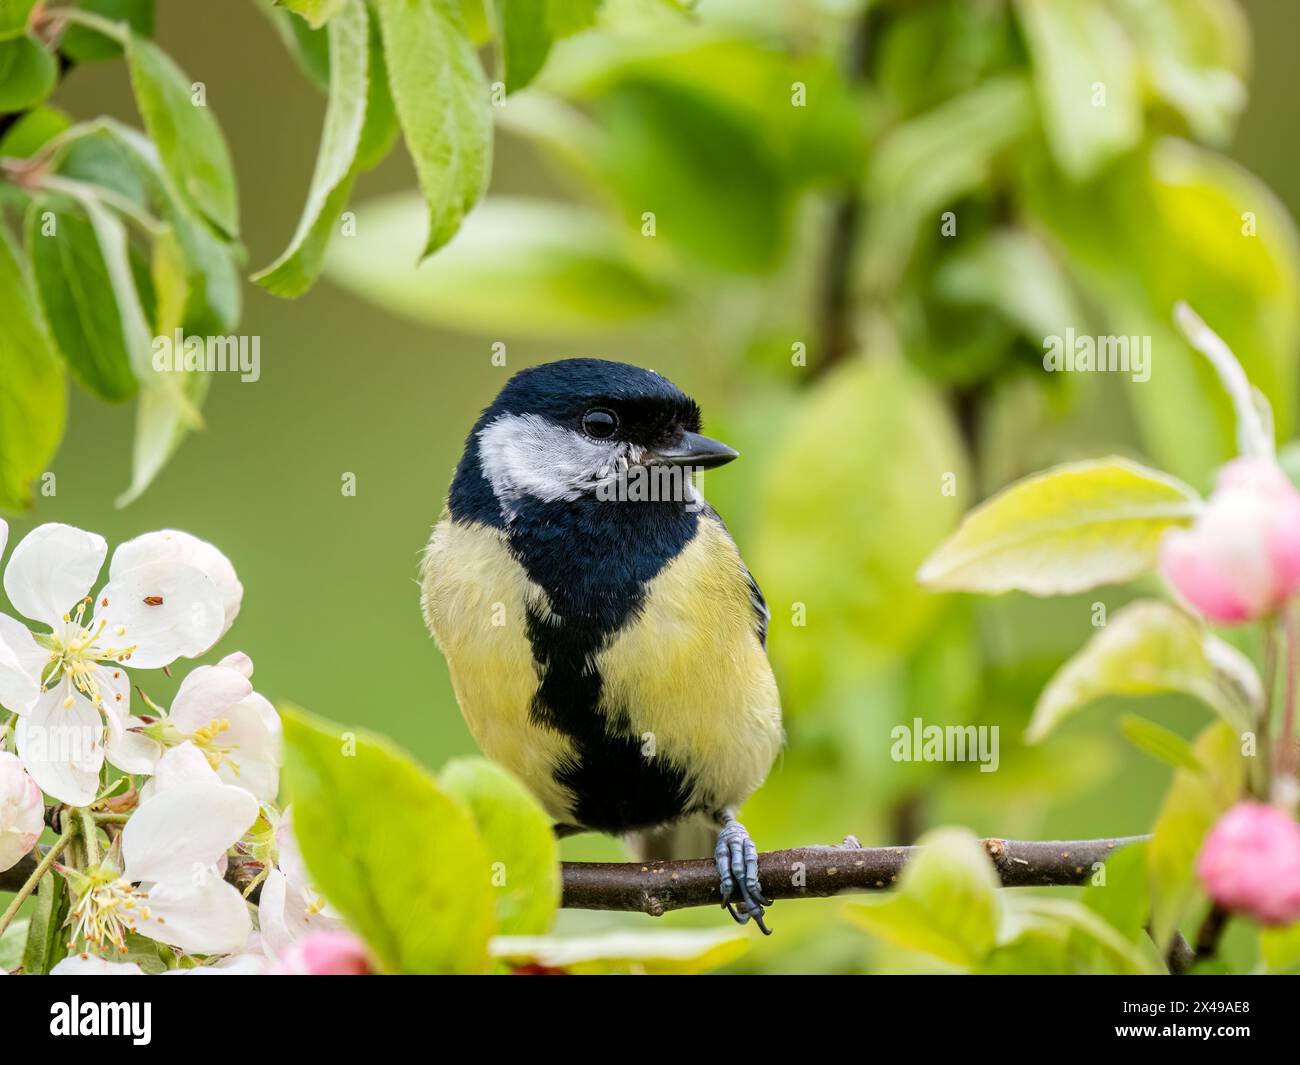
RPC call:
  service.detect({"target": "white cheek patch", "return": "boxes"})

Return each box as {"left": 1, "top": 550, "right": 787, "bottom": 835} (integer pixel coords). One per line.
{"left": 478, "top": 412, "right": 639, "bottom": 519}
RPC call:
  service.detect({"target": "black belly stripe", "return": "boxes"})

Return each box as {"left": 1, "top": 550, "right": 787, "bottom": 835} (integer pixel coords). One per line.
{"left": 505, "top": 494, "right": 703, "bottom": 833}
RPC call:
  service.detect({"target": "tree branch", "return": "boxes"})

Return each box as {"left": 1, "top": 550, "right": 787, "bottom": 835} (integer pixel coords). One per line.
{"left": 2, "top": 834, "right": 1150, "bottom": 916}
{"left": 559, "top": 835, "right": 1148, "bottom": 915}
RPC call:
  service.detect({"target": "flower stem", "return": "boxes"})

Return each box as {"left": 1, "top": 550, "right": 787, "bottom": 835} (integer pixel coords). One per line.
{"left": 0, "top": 821, "right": 76, "bottom": 937}
{"left": 1259, "top": 622, "right": 1279, "bottom": 799}
{"left": 78, "top": 808, "right": 100, "bottom": 867}
{"left": 1275, "top": 607, "right": 1299, "bottom": 789}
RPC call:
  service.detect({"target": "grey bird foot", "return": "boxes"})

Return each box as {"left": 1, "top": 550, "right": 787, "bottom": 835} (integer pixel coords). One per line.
{"left": 715, "top": 815, "right": 772, "bottom": 935}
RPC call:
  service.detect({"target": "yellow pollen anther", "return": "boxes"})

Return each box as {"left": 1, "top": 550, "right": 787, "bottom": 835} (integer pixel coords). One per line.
{"left": 63, "top": 696, "right": 74, "bottom": 709}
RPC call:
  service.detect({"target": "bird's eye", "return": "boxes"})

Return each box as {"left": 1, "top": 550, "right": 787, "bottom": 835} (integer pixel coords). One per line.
{"left": 582, "top": 408, "right": 618, "bottom": 439}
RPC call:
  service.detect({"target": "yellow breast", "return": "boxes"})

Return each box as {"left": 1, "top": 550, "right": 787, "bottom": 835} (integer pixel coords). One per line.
{"left": 420, "top": 517, "right": 578, "bottom": 821}
{"left": 595, "top": 516, "right": 783, "bottom": 812}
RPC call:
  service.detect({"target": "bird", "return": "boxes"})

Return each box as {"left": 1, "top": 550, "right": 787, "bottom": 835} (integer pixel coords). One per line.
{"left": 421, "top": 358, "right": 783, "bottom": 931}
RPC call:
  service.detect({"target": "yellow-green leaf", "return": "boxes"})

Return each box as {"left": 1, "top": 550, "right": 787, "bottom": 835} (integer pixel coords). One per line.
{"left": 1026, "top": 601, "right": 1258, "bottom": 742}
{"left": 918, "top": 458, "right": 1201, "bottom": 595}
{"left": 440, "top": 757, "right": 560, "bottom": 936}
{"left": 126, "top": 34, "right": 239, "bottom": 237}
{"left": 491, "top": 929, "right": 748, "bottom": 975}
{"left": 253, "top": 0, "right": 368, "bottom": 297}
{"left": 1014, "top": 0, "right": 1141, "bottom": 179}
{"left": 1148, "top": 721, "right": 1243, "bottom": 948}
{"left": 282, "top": 706, "right": 496, "bottom": 974}
{"left": 375, "top": 0, "right": 490, "bottom": 259}
{"left": 843, "top": 827, "right": 999, "bottom": 969}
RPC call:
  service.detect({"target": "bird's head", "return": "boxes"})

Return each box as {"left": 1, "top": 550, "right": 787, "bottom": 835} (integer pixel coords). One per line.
{"left": 463, "top": 358, "right": 737, "bottom": 518}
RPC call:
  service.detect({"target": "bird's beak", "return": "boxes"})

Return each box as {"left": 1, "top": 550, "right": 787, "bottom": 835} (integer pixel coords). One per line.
{"left": 643, "top": 431, "right": 739, "bottom": 470}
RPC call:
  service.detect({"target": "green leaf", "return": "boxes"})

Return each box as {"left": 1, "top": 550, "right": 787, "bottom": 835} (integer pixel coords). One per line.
{"left": 21, "top": 866, "right": 70, "bottom": 975}
{"left": 1148, "top": 721, "right": 1242, "bottom": 948}
{"left": 0, "top": 0, "right": 36, "bottom": 41}
{"left": 354, "top": 6, "right": 400, "bottom": 170}
{"left": 493, "top": 0, "right": 550, "bottom": 93}
{"left": 261, "top": 0, "right": 331, "bottom": 92}
{"left": 1013, "top": 0, "right": 1142, "bottom": 180}
{"left": 935, "top": 229, "right": 1086, "bottom": 346}
{"left": 1120, "top": 713, "right": 1203, "bottom": 773}
{"left": 843, "top": 827, "right": 1000, "bottom": 969}
{"left": 1108, "top": 0, "right": 1247, "bottom": 145}
{"left": 253, "top": 0, "right": 368, "bottom": 297}
{"left": 116, "top": 225, "right": 200, "bottom": 508}
{"left": 492, "top": 929, "right": 748, "bottom": 974}
{"left": 0, "top": 218, "right": 65, "bottom": 511}
{"left": 1025, "top": 601, "right": 1258, "bottom": 742}
{"left": 1020, "top": 139, "right": 1300, "bottom": 483}
{"left": 440, "top": 757, "right": 560, "bottom": 936}
{"left": 918, "top": 458, "right": 1201, "bottom": 596}
{"left": 1260, "top": 921, "right": 1300, "bottom": 974}
{"left": 0, "top": 104, "right": 70, "bottom": 157}
{"left": 596, "top": 78, "right": 790, "bottom": 274}
{"left": 87, "top": 120, "right": 242, "bottom": 334}
{"left": 281, "top": 0, "right": 345, "bottom": 29}
{"left": 754, "top": 360, "right": 968, "bottom": 719}
{"left": 61, "top": 0, "right": 154, "bottom": 62}
{"left": 375, "top": 0, "right": 491, "bottom": 260}
{"left": 997, "top": 897, "right": 1161, "bottom": 974}
{"left": 126, "top": 34, "right": 239, "bottom": 237}
{"left": 282, "top": 706, "right": 495, "bottom": 974}
{"left": 493, "top": 0, "right": 600, "bottom": 94}
{"left": 865, "top": 76, "right": 1033, "bottom": 290}
{"left": 324, "top": 194, "right": 675, "bottom": 335}
{"left": 0, "top": 34, "right": 57, "bottom": 111}
{"left": 0, "top": 916, "right": 28, "bottom": 971}
{"left": 26, "top": 199, "right": 139, "bottom": 402}
{"left": 1082, "top": 840, "right": 1149, "bottom": 944}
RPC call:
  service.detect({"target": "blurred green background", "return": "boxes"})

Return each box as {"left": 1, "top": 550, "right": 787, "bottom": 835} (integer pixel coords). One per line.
{"left": 3, "top": 0, "right": 1297, "bottom": 972}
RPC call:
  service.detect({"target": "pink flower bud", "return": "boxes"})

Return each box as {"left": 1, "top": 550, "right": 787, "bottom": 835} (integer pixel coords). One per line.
{"left": 1197, "top": 802, "right": 1300, "bottom": 925}
{"left": 0, "top": 752, "right": 43, "bottom": 873}
{"left": 1160, "top": 458, "right": 1300, "bottom": 624}
{"left": 269, "top": 930, "right": 374, "bottom": 975}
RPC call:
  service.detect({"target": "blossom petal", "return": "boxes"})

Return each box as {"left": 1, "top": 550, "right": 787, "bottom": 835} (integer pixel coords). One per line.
{"left": 0, "top": 615, "right": 41, "bottom": 715}
{"left": 104, "top": 725, "right": 163, "bottom": 781}
{"left": 215, "top": 694, "right": 280, "bottom": 802}
{"left": 50, "top": 956, "right": 144, "bottom": 975}
{"left": 258, "top": 867, "right": 342, "bottom": 956}
{"left": 135, "top": 872, "right": 252, "bottom": 955}
{"left": 94, "top": 664, "right": 160, "bottom": 776}
{"left": 168, "top": 665, "right": 253, "bottom": 732}
{"left": 14, "top": 680, "right": 103, "bottom": 806}
{"left": 217, "top": 651, "right": 253, "bottom": 678}
{"left": 110, "top": 530, "right": 243, "bottom": 639}
{"left": 123, "top": 780, "right": 258, "bottom": 883}
{"left": 93, "top": 561, "right": 225, "bottom": 669}
{"left": 3, "top": 524, "right": 106, "bottom": 628}
{"left": 138, "top": 741, "right": 221, "bottom": 802}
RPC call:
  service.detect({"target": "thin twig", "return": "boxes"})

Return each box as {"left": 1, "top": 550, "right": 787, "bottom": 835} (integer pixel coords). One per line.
{"left": 559, "top": 835, "right": 1146, "bottom": 915}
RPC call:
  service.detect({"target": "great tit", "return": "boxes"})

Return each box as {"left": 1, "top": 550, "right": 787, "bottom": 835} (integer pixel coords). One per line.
{"left": 421, "top": 359, "right": 782, "bottom": 930}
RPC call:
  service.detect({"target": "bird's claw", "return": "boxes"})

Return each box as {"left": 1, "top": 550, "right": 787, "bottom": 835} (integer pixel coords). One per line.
{"left": 715, "top": 818, "right": 772, "bottom": 935}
